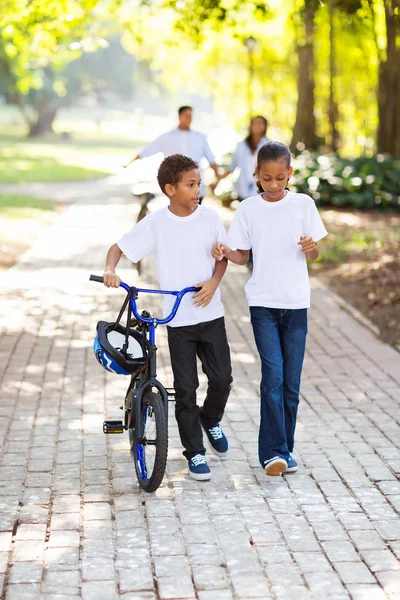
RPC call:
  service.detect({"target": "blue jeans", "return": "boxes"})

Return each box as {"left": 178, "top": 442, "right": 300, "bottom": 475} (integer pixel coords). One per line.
{"left": 250, "top": 307, "right": 308, "bottom": 467}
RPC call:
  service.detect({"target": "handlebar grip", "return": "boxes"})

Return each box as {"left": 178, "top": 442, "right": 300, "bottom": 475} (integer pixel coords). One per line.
{"left": 89, "top": 274, "right": 104, "bottom": 283}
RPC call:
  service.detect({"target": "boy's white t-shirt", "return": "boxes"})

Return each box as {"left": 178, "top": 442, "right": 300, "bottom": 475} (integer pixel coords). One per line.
{"left": 228, "top": 192, "right": 328, "bottom": 309}
{"left": 117, "top": 206, "right": 228, "bottom": 327}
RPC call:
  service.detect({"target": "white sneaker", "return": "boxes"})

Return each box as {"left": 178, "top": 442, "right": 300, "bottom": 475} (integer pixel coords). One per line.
{"left": 264, "top": 456, "right": 288, "bottom": 476}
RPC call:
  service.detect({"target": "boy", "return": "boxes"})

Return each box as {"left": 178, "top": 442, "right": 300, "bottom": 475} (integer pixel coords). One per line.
{"left": 103, "top": 154, "right": 232, "bottom": 481}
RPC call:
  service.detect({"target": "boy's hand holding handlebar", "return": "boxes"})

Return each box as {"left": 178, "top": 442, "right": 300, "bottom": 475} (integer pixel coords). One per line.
{"left": 103, "top": 270, "right": 121, "bottom": 288}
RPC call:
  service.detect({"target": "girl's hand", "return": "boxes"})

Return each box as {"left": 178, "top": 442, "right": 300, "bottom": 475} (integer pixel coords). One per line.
{"left": 192, "top": 278, "right": 219, "bottom": 308}
{"left": 103, "top": 270, "right": 121, "bottom": 288}
{"left": 298, "top": 235, "right": 316, "bottom": 253}
{"left": 212, "top": 242, "right": 230, "bottom": 261}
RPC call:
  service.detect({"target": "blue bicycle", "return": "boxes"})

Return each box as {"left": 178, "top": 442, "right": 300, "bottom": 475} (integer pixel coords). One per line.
{"left": 90, "top": 275, "right": 197, "bottom": 492}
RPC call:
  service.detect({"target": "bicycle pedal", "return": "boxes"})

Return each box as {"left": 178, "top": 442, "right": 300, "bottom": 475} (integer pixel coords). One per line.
{"left": 103, "top": 420, "right": 125, "bottom": 434}
{"left": 165, "top": 388, "right": 175, "bottom": 400}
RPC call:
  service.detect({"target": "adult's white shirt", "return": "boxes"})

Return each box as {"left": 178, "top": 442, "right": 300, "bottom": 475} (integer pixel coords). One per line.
{"left": 139, "top": 128, "right": 216, "bottom": 196}
{"left": 230, "top": 136, "right": 269, "bottom": 199}
{"left": 117, "top": 206, "right": 228, "bottom": 327}
{"left": 228, "top": 192, "right": 328, "bottom": 309}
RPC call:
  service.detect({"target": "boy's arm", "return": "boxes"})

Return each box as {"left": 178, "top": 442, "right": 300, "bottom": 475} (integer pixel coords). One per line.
{"left": 212, "top": 242, "right": 249, "bottom": 265}
{"left": 192, "top": 258, "right": 228, "bottom": 308}
{"left": 103, "top": 244, "right": 123, "bottom": 287}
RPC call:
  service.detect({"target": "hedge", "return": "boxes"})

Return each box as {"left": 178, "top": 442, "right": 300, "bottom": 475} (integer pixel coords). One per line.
{"left": 291, "top": 151, "right": 400, "bottom": 210}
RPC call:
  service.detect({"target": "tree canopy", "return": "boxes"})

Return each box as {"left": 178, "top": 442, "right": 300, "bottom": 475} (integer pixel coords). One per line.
{"left": 2, "top": 0, "right": 399, "bottom": 156}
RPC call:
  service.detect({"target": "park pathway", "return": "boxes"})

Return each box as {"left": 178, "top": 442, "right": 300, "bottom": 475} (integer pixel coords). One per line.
{"left": 0, "top": 179, "right": 399, "bottom": 600}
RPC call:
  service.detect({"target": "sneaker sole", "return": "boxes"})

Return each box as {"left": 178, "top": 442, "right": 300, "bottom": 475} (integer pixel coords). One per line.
{"left": 284, "top": 465, "right": 299, "bottom": 473}
{"left": 188, "top": 471, "right": 212, "bottom": 481}
{"left": 265, "top": 459, "right": 287, "bottom": 476}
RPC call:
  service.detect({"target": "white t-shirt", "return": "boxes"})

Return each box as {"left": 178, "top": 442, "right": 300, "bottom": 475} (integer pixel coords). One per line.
{"left": 117, "top": 206, "right": 228, "bottom": 327}
{"left": 228, "top": 192, "right": 328, "bottom": 309}
{"left": 139, "top": 128, "right": 215, "bottom": 197}
{"left": 230, "top": 137, "right": 269, "bottom": 199}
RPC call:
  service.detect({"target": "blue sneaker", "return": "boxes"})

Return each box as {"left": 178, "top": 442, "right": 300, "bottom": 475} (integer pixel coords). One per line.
{"left": 264, "top": 456, "right": 288, "bottom": 476}
{"left": 201, "top": 422, "right": 228, "bottom": 457}
{"left": 188, "top": 454, "right": 211, "bottom": 481}
{"left": 285, "top": 453, "right": 299, "bottom": 473}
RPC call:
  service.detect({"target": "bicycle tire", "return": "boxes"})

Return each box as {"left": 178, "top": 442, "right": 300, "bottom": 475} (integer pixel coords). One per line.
{"left": 131, "top": 391, "right": 168, "bottom": 492}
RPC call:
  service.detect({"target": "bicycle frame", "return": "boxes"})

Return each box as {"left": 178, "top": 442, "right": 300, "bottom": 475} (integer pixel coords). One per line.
{"left": 118, "top": 282, "right": 198, "bottom": 439}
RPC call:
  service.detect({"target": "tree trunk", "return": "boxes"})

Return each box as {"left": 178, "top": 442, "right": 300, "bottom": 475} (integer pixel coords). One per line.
{"left": 28, "top": 97, "right": 58, "bottom": 137}
{"left": 290, "top": 1, "right": 318, "bottom": 151}
{"left": 328, "top": 0, "right": 340, "bottom": 151}
{"left": 377, "top": 0, "right": 400, "bottom": 157}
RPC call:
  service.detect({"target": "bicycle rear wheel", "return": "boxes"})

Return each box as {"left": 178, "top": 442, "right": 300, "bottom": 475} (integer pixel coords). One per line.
{"left": 131, "top": 391, "right": 168, "bottom": 492}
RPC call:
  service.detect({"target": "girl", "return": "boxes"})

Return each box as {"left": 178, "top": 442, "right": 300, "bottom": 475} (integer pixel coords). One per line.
{"left": 212, "top": 141, "right": 327, "bottom": 476}
{"left": 216, "top": 116, "right": 269, "bottom": 201}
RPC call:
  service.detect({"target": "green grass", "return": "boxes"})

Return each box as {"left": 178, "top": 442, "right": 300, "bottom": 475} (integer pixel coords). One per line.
{"left": 0, "top": 193, "right": 56, "bottom": 219}
{"left": 0, "top": 134, "right": 141, "bottom": 184}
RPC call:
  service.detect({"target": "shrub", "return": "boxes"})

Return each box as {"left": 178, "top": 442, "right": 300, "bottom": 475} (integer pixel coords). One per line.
{"left": 291, "top": 152, "right": 400, "bottom": 211}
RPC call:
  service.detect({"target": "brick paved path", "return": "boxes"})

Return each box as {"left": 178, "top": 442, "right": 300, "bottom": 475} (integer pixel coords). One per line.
{"left": 0, "top": 181, "right": 399, "bottom": 600}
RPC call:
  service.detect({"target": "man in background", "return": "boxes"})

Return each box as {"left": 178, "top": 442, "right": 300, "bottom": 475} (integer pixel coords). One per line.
{"left": 124, "top": 106, "right": 220, "bottom": 203}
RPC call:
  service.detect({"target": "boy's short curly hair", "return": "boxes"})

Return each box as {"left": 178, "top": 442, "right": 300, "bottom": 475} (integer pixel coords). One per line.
{"left": 157, "top": 154, "right": 199, "bottom": 195}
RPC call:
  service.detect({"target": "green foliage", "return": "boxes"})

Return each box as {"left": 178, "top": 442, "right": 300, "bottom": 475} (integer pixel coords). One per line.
{"left": 0, "top": 0, "right": 120, "bottom": 133}
{"left": 316, "top": 230, "right": 379, "bottom": 263}
{"left": 291, "top": 151, "right": 400, "bottom": 210}
{"left": 1, "top": 0, "right": 105, "bottom": 93}
{"left": 163, "top": 0, "right": 271, "bottom": 39}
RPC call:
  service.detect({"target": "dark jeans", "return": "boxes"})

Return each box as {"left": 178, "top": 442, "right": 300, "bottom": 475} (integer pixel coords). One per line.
{"left": 250, "top": 307, "right": 308, "bottom": 467}
{"left": 167, "top": 317, "right": 232, "bottom": 459}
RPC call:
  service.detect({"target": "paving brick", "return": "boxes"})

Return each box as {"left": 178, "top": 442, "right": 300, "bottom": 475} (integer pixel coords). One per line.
{"left": 118, "top": 567, "right": 154, "bottom": 593}
{"left": 334, "top": 561, "right": 376, "bottom": 584}
{"left": 12, "top": 541, "right": 44, "bottom": 562}
{"left": 375, "top": 571, "right": 400, "bottom": 594}
{"left": 157, "top": 576, "right": 195, "bottom": 599}
{"left": 361, "top": 549, "right": 400, "bottom": 572}
{"left": 81, "top": 581, "right": 118, "bottom": 600}
{"left": 8, "top": 563, "right": 42, "bottom": 584}
{"left": 322, "top": 540, "right": 361, "bottom": 562}
{"left": 192, "top": 565, "right": 229, "bottom": 590}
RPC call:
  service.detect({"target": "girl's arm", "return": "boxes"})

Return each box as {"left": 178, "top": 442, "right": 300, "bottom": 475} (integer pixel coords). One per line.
{"left": 298, "top": 236, "right": 319, "bottom": 261}
{"left": 212, "top": 242, "right": 249, "bottom": 265}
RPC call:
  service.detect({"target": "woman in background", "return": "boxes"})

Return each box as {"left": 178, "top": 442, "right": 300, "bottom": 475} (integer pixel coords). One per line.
{"left": 218, "top": 116, "right": 269, "bottom": 201}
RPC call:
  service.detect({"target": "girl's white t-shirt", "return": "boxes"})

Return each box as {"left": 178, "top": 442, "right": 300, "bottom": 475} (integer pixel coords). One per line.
{"left": 117, "top": 206, "right": 228, "bottom": 327}
{"left": 228, "top": 192, "right": 328, "bottom": 309}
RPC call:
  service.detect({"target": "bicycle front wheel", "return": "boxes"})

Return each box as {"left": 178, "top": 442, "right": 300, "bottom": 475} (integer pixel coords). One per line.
{"left": 131, "top": 391, "right": 168, "bottom": 493}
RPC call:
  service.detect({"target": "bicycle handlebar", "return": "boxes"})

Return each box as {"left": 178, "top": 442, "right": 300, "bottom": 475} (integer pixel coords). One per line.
{"left": 90, "top": 275, "right": 104, "bottom": 283}
{"left": 89, "top": 274, "right": 198, "bottom": 325}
